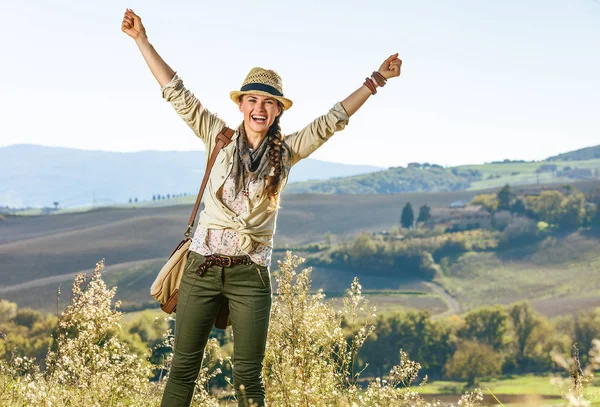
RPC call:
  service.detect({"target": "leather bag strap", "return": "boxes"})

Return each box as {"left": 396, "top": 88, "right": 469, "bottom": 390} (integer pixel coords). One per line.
{"left": 185, "top": 126, "right": 235, "bottom": 237}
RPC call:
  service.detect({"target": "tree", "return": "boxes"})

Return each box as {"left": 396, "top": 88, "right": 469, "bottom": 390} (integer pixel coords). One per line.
{"left": 458, "top": 306, "right": 509, "bottom": 351}
{"left": 53, "top": 201, "right": 59, "bottom": 209}
{"left": 360, "top": 310, "right": 453, "bottom": 378}
{"left": 401, "top": 202, "right": 414, "bottom": 229}
{"left": 509, "top": 302, "right": 542, "bottom": 369}
{"left": 497, "top": 184, "right": 514, "bottom": 210}
{"left": 444, "top": 340, "right": 503, "bottom": 386}
{"left": 574, "top": 308, "right": 600, "bottom": 365}
{"left": 510, "top": 198, "right": 526, "bottom": 215}
{"left": 590, "top": 188, "right": 600, "bottom": 228}
{"left": 417, "top": 205, "right": 432, "bottom": 223}
{"left": 559, "top": 191, "right": 587, "bottom": 230}
{"left": 0, "top": 300, "right": 17, "bottom": 323}
{"left": 471, "top": 194, "right": 499, "bottom": 214}
{"left": 351, "top": 233, "right": 378, "bottom": 256}
{"left": 527, "top": 190, "right": 564, "bottom": 225}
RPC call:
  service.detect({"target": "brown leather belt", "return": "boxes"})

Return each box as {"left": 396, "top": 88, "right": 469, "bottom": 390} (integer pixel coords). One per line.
{"left": 195, "top": 254, "right": 253, "bottom": 276}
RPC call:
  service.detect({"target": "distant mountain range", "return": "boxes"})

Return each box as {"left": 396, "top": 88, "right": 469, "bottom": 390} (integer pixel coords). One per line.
{"left": 0, "top": 144, "right": 381, "bottom": 208}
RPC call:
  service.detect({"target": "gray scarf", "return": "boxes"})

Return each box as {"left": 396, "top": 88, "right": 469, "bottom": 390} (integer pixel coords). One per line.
{"left": 231, "top": 124, "right": 274, "bottom": 198}
{"left": 230, "top": 123, "right": 292, "bottom": 199}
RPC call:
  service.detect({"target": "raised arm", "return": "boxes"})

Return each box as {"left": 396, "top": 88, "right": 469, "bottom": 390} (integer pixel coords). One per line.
{"left": 121, "top": 9, "right": 175, "bottom": 87}
{"left": 285, "top": 53, "right": 402, "bottom": 166}
{"left": 121, "top": 9, "right": 224, "bottom": 147}
{"left": 341, "top": 53, "right": 402, "bottom": 116}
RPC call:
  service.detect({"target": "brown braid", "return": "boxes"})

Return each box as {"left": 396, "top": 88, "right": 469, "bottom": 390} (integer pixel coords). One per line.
{"left": 265, "top": 111, "right": 284, "bottom": 211}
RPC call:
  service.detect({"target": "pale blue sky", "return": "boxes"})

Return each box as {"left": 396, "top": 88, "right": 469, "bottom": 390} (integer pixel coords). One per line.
{"left": 1, "top": 0, "right": 599, "bottom": 167}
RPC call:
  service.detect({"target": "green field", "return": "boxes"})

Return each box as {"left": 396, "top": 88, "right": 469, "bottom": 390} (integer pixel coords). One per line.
{"left": 418, "top": 375, "right": 600, "bottom": 407}
{"left": 459, "top": 158, "right": 600, "bottom": 191}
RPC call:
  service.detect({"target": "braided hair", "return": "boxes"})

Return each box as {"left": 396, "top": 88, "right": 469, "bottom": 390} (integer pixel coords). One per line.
{"left": 265, "top": 109, "right": 287, "bottom": 211}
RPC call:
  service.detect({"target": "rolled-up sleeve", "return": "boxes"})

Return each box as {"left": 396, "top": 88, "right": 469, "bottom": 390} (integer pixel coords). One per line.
{"left": 161, "top": 73, "right": 224, "bottom": 146}
{"left": 285, "top": 102, "right": 350, "bottom": 166}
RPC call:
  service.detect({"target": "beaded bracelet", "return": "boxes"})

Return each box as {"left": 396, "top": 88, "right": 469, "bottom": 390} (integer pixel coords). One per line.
{"left": 372, "top": 71, "right": 387, "bottom": 87}
{"left": 363, "top": 77, "right": 377, "bottom": 95}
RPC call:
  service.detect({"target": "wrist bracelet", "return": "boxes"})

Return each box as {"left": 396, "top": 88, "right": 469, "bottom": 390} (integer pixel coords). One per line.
{"left": 372, "top": 71, "right": 387, "bottom": 87}
{"left": 363, "top": 77, "right": 377, "bottom": 95}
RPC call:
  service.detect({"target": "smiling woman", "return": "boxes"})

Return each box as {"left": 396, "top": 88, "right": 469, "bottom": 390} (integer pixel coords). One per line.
{"left": 121, "top": 7, "right": 401, "bottom": 407}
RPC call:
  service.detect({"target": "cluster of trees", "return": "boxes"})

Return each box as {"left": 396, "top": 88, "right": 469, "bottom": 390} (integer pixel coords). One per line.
{"left": 324, "top": 229, "right": 499, "bottom": 279}
{"left": 0, "top": 300, "right": 57, "bottom": 363}
{"left": 126, "top": 193, "right": 190, "bottom": 204}
{"left": 398, "top": 184, "right": 599, "bottom": 234}
{"left": 4, "top": 294, "right": 599, "bottom": 389}
{"left": 400, "top": 203, "right": 431, "bottom": 228}
{"left": 357, "top": 303, "right": 600, "bottom": 386}
{"left": 472, "top": 184, "right": 600, "bottom": 231}
{"left": 152, "top": 193, "right": 188, "bottom": 201}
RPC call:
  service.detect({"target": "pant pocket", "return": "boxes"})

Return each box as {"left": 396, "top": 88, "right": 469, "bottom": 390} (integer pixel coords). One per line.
{"left": 185, "top": 251, "right": 204, "bottom": 274}
{"left": 255, "top": 265, "right": 270, "bottom": 288}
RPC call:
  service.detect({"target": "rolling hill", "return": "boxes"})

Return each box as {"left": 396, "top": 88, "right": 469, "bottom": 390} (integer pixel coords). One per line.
{"left": 546, "top": 144, "right": 600, "bottom": 162}
{"left": 2, "top": 182, "right": 600, "bottom": 318}
{"left": 286, "top": 146, "right": 600, "bottom": 194}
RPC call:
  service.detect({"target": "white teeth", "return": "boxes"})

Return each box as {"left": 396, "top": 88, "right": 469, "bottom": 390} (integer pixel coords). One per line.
{"left": 252, "top": 115, "right": 267, "bottom": 120}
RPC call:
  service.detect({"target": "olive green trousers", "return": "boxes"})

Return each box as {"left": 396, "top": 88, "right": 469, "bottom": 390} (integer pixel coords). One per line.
{"left": 160, "top": 251, "right": 272, "bottom": 407}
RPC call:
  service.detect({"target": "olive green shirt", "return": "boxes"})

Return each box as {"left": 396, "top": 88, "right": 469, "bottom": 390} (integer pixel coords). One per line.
{"left": 161, "top": 73, "right": 350, "bottom": 253}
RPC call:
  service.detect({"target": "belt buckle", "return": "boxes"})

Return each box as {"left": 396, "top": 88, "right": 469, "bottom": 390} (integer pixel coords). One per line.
{"left": 221, "top": 255, "right": 232, "bottom": 267}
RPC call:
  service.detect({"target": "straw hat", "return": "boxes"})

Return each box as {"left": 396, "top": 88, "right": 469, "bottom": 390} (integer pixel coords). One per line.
{"left": 230, "top": 67, "right": 293, "bottom": 110}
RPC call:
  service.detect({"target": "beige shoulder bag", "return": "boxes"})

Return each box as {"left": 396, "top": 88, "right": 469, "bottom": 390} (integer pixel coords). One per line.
{"left": 150, "top": 127, "right": 234, "bottom": 326}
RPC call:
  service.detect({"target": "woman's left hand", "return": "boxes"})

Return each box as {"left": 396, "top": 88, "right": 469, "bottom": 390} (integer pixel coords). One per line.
{"left": 378, "top": 53, "right": 402, "bottom": 80}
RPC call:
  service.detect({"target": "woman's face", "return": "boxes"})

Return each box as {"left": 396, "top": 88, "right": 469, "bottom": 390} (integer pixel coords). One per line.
{"left": 238, "top": 94, "right": 282, "bottom": 135}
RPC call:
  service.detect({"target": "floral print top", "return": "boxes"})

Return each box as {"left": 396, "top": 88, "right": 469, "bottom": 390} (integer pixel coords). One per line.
{"left": 189, "top": 172, "right": 272, "bottom": 267}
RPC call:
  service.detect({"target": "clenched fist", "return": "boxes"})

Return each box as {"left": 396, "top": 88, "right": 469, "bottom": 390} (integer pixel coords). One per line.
{"left": 121, "top": 9, "right": 146, "bottom": 40}
{"left": 378, "top": 53, "right": 402, "bottom": 80}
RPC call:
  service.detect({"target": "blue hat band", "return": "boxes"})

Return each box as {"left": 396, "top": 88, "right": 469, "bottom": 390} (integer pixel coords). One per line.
{"left": 240, "top": 83, "right": 283, "bottom": 97}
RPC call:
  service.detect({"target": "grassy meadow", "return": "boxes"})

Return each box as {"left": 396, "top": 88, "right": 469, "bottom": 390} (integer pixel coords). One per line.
{"left": 460, "top": 158, "right": 600, "bottom": 191}
{"left": 438, "top": 231, "right": 600, "bottom": 315}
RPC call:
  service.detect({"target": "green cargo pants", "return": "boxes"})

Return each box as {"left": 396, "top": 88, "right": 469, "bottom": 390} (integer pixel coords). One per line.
{"left": 160, "top": 250, "right": 272, "bottom": 407}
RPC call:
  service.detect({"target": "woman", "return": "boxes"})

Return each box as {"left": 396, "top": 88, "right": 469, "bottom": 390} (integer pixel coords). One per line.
{"left": 121, "top": 8, "right": 401, "bottom": 407}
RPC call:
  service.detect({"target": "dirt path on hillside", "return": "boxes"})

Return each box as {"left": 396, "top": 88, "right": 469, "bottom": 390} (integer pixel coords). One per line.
{"left": 423, "top": 282, "right": 461, "bottom": 317}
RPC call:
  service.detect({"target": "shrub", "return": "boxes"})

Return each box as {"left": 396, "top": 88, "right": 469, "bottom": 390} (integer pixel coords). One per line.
{"left": 0, "top": 300, "right": 17, "bottom": 323}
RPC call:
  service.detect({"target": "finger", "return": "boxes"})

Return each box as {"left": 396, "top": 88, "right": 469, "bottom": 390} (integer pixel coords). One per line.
{"left": 124, "top": 16, "right": 133, "bottom": 24}
{"left": 386, "top": 53, "right": 399, "bottom": 61}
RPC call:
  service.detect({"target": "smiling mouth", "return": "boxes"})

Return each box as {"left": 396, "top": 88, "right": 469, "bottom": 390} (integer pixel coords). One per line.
{"left": 251, "top": 115, "right": 267, "bottom": 124}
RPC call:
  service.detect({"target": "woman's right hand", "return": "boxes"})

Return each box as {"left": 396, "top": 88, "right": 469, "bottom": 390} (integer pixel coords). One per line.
{"left": 121, "top": 9, "right": 146, "bottom": 40}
